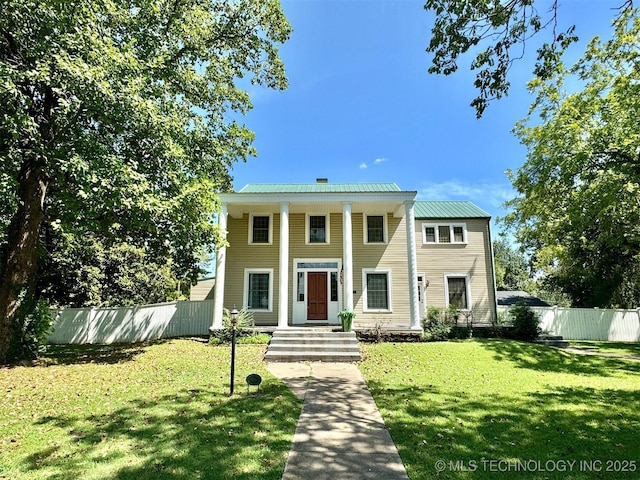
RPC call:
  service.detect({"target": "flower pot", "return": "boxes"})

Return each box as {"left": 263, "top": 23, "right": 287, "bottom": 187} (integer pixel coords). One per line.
{"left": 341, "top": 316, "right": 353, "bottom": 332}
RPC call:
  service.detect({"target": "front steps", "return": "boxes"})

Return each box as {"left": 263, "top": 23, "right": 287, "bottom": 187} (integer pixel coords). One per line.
{"left": 534, "top": 334, "right": 570, "bottom": 348}
{"left": 264, "top": 329, "right": 362, "bottom": 362}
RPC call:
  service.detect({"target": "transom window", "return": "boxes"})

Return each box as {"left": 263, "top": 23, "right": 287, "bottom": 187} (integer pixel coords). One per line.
{"left": 306, "top": 214, "right": 330, "bottom": 244}
{"left": 362, "top": 269, "right": 392, "bottom": 312}
{"left": 422, "top": 223, "right": 467, "bottom": 244}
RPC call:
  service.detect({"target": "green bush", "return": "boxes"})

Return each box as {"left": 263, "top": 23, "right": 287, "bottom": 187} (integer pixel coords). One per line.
{"left": 8, "top": 295, "right": 55, "bottom": 361}
{"left": 508, "top": 302, "right": 541, "bottom": 341}
{"left": 238, "top": 333, "right": 272, "bottom": 344}
{"left": 422, "top": 306, "right": 458, "bottom": 341}
{"left": 208, "top": 309, "right": 271, "bottom": 345}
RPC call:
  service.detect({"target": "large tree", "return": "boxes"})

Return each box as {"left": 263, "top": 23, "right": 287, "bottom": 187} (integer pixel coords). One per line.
{"left": 424, "top": 0, "right": 633, "bottom": 117}
{"left": 504, "top": 8, "right": 640, "bottom": 308}
{"left": 0, "top": 0, "right": 291, "bottom": 362}
{"left": 493, "top": 238, "right": 530, "bottom": 291}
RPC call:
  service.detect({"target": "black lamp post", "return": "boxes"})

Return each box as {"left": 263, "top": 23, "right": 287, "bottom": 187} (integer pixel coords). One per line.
{"left": 229, "top": 307, "right": 238, "bottom": 396}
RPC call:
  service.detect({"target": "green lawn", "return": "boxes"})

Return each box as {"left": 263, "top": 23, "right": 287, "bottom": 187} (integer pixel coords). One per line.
{"left": 360, "top": 339, "right": 640, "bottom": 480}
{"left": 569, "top": 341, "right": 640, "bottom": 357}
{"left": 0, "top": 339, "right": 301, "bottom": 480}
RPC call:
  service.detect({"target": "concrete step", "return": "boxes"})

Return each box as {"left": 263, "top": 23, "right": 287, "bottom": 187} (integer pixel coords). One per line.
{"left": 534, "top": 334, "right": 570, "bottom": 348}
{"left": 265, "top": 329, "right": 361, "bottom": 362}
{"left": 264, "top": 351, "right": 362, "bottom": 362}
{"left": 267, "top": 344, "right": 361, "bottom": 353}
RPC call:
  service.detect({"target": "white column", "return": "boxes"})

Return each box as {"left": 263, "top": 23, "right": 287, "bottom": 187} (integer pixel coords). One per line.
{"left": 211, "top": 204, "right": 228, "bottom": 330}
{"left": 405, "top": 201, "right": 421, "bottom": 330}
{"left": 342, "top": 202, "right": 354, "bottom": 311}
{"left": 278, "top": 203, "right": 289, "bottom": 328}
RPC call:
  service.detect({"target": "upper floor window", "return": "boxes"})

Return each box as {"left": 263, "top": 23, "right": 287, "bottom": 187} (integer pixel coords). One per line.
{"left": 249, "top": 214, "right": 272, "bottom": 244}
{"left": 365, "top": 215, "right": 386, "bottom": 244}
{"left": 306, "top": 214, "right": 330, "bottom": 244}
{"left": 422, "top": 223, "right": 467, "bottom": 244}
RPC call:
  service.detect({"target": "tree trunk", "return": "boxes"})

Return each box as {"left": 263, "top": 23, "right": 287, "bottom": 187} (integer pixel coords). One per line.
{"left": 0, "top": 158, "right": 48, "bottom": 363}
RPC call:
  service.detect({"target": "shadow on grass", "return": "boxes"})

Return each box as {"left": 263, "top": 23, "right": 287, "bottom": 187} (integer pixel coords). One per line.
{"left": 478, "top": 339, "right": 640, "bottom": 377}
{"left": 29, "top": 383, "right": 301, "bottom": 480}
{"left": 37, "top": 343, "right": 159, "bottom": 366}
{"left": 368, "top": 380, "right": 640, "bottom": 480}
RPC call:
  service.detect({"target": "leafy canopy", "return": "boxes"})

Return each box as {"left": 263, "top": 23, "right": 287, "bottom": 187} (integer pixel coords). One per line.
{"left": 0, "top": 0, "right": 291, "bottom": 361}
{"left": 424, "top": 0, "right": 632, "bottom": 117}
{"left": 504, "top": 8, "right": 640, "bottom": 307}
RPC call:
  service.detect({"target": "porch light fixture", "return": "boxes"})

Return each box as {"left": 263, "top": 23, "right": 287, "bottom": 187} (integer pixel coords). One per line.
{"left": 229, "top": 306, "right": 238, "bottom": 395}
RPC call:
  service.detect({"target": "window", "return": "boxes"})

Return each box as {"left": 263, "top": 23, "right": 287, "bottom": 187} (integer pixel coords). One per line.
{"left": 330, "top": 272, "right": 338, "bottom": 301}
{"left": 249, "top": 214, "right": 272, "bottom": 244}
{"left": 362, "top": 269, "right": 392, "bottom": 312}
{"left": 422, "top": 223, "right": 467, "bottom": 244}
{"left": 297, "top": 272, "right": 305, "bottom": 301}
{"left": 365, "top": 215, "right": 386, "bottom": 244}
{"left": 445, "top": 275, "right": 471, "bottom": 310}
{"left": 306, "top": 214, "right": 330, "bottom": 244}
{"left": 244, "top": 269, "right": 273, "bottom": 311}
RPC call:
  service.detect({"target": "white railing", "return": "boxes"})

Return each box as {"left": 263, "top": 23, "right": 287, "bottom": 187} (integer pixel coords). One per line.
{"left": 47, "top": 300, "right": 215, "bottom": 344}
{"left": 498, "top": 305, "right": 640, "bottom": 342}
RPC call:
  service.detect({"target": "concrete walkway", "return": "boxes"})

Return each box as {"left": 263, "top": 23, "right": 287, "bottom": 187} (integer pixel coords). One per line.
{"left": 267, "top": 362, "right": 409, "bottom": 480}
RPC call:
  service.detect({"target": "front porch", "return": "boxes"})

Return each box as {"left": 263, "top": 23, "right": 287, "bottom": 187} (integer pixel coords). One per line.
{"left": 263, "top": 328, "right": 362, "bottom": 362}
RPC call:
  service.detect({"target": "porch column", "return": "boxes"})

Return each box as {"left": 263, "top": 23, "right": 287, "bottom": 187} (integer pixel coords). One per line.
{"left": 405, "top": 201, "right": 421, "bottom": 330}
{"left": 342, "top": 202, "right": 354, "bottom": 311}
{"left": 278, "top": 202, "right": 289, "bottom": 328}
{"left": 212, "top": 204, "right": 228, "bottom": 330}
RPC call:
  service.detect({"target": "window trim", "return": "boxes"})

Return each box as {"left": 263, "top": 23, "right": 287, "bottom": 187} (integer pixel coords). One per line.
{"left": 362, "top": 268, "right": 393, "bottom": 312}
{"left": 243, "top": 268, "right": 274, "bottom": 312}
{"left": 363, "top": 214, "right": 387, "bottom": 244}
{"left": 248, "top": 213, "right": 273, "bottom": 245}
{"left": 305, "top": 213, "right": 330, "bottom": 245}
{"left": 444, "top": 273, "right": 472, "bottom": 311}
{"left": 422, "top": 222, "right": 468, "bottom": 244}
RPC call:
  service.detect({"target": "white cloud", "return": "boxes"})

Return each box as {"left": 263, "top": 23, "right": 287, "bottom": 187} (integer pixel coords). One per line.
{"left": 359, "top": 162, "right": 368, "bottom": 169}
{"left": 418, "top": 180, "right": 515, "bottom": 210}
{"left": 374, "top": 157, "right": 387, "bottom": 164}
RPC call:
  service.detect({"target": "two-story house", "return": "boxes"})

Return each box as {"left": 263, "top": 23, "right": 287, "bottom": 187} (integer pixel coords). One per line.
{"left": 206, "top": 180, "right": 497, "bottom": 331}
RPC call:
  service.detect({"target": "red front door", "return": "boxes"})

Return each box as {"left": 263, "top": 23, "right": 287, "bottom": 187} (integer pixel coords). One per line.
{"left": 307, "top": 272, "right": 328, "bottom": 320}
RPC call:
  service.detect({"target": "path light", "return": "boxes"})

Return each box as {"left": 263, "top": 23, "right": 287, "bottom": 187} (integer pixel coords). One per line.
{"left": 229, "top": 306, "right": 238, "bottom": 396}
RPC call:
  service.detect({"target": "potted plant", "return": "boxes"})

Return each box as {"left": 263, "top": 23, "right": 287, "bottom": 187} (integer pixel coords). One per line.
{"left": 337, "top": 309, "right": 356, "bottom": 332}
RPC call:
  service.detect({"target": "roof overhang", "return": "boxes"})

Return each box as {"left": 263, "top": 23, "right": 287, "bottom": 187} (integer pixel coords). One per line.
{"left": 220, "top": 191, "right": 418, "bottom": 219}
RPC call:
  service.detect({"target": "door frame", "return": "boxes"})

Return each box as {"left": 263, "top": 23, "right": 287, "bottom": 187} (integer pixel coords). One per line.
{"left": 292, "top": 258, "right": 342, "bottom": 325}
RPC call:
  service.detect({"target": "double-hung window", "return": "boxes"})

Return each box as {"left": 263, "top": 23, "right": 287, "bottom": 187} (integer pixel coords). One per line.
{"left": 362, "top": 269, "right": 392, "bottom": 312}
{"left": 365, "top": 215, "right": 386, "bottom": 244}
{"left": 249, "top": 214, "right": 272, "bottom": 244}
{"left": 306, "top": 214, "right": 330, "bottom": 244}
{"left": 445, "top": 274, "right": 471, "bottom": 310}
{"left": 244, "top": 269, "right": 273, "bottom": 311}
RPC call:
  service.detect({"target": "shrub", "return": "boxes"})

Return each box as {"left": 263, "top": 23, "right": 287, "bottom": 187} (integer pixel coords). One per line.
{"left": 508, "top": 302, "right": 541, "bottom": 341}
{"left": 210, "top": 308, "right": 255, "bottom": 343}
{"left": 238, "top": 333, "right": 272, "bottom": 344}
{"left": 422, "top": 306, "right": 458, "bottom": 341}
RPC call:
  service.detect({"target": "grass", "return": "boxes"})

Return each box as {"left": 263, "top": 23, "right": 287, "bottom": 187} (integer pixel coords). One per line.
{"left": 569, "top": 341, "right": 640, "bottom": 357}
{"left": 0, "top": 339, "right": 301, "bottom": 480}
{"left": 360, "top": 339, "right": 640, "bottom": 480}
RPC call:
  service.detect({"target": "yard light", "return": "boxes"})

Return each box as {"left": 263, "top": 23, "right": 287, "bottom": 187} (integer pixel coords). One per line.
{"left": 229, "top": 306, "right": 238, "bottom": 396}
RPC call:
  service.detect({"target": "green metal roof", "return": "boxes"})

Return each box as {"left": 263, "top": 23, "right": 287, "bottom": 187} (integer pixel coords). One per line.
{"left": 414, "top": 201, "right": 490, "bottom": 219}
{"left": 238, "top": 183, "right": 402, "bottom": 193}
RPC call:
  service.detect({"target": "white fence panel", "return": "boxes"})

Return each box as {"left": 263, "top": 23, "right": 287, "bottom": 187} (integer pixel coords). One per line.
{"left": 48, "top": 300, "right": 215, "bottom": 345}
{"left": 498, "top": 305, "right": 640, "bottom": 342}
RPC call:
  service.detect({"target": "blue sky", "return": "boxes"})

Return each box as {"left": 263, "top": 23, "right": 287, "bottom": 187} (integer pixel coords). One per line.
{"left": 230, "top": 0, "right": 620, "bottom": 235}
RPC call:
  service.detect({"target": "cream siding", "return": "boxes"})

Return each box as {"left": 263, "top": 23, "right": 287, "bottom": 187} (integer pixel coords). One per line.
{"left": 415, "top": 218, "right": 496, "bottom": 323}
{"left": 353, "top": 213, "right": 412, "bottom": 329}
{"left": 225, "top": 213, "right": 280, "bottom": 326}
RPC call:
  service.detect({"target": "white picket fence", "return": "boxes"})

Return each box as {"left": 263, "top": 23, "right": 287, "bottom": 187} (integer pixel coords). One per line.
{"left": 47, "top": 300, "right": 215, "bottom": 344}
{"left": 498, "top": 305, "right": 640, "bottom": 342}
